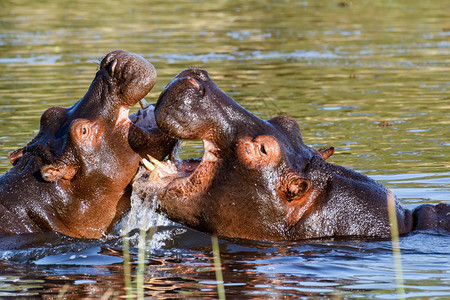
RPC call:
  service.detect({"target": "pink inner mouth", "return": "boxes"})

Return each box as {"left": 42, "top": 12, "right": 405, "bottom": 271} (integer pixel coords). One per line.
{"left": 188, "top": 77, "right": 200, "bottom": 90}
{"left": 116, "top": 106, "right": 131, "bottom": 126}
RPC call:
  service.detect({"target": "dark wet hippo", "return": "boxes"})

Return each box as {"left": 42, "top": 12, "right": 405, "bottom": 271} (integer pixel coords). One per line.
{"left": 133, "top": 68, "right": 449, "bottom": 241}
{"left": 0, "top": 50, "right": 176, "bottom": 238}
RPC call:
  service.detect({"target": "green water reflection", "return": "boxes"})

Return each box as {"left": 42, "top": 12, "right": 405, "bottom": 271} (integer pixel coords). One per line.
{"left": 1, "top": 0, "right": 448, "bottom": 177}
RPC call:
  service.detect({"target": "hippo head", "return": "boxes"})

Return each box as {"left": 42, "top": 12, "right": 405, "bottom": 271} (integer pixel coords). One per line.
{"left": 0, "top": 50, "right": 176, "bottom": 238}
{"left": 10, "top": 51, "right": 164, "bottom": 179}
{"left": 133, "top": 68, "right": 413, "bottom": 241}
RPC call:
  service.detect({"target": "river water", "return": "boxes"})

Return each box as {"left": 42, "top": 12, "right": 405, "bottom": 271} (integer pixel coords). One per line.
{"left": 0, "top": 0, "right": 449, "bottom": 298}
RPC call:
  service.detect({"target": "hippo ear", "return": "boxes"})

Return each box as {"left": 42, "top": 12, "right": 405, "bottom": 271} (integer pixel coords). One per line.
{"left": 41, "top": 164, "right": 78, "bottom": 182}
{"left": 316, "top": 146, "right": 334, "bottom": 160}
{"left": 236, "top": 135, "right": 281, "bottom": 169}
{"left": 8, "top": 148, "right": 25, "bottom": 165}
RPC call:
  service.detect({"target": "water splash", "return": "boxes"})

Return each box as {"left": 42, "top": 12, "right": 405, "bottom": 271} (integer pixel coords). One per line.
{"left": 114, "top": 168, "right": 179, "bottom": 253}
{"left": 116, "top": 178, "right": 174, "bottom": 237}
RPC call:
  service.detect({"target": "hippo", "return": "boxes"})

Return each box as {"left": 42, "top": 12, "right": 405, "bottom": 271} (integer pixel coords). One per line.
{"left": 132, "top": 68, "right": 450, "bottom": 241}
{"left": 0, "top": 50, "right": 176, "bottom": 238}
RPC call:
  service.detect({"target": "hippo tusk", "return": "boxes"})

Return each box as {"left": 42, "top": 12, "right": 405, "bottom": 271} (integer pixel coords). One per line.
{"left": 139, "top": 99, "right": 150, "bottom": 109}
{"left": 147, "top": 154, "right": 166, "bottom": 169}
{"left": 143, "top": 155, "right": 178, "bottom": 181}
{"left": 142, "top": 158, "right": 155, "bottom": 171}
{"left": 142, "top": 157, "right": 165, "bottom": 181}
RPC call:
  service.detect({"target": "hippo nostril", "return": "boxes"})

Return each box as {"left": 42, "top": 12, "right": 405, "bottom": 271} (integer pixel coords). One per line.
{"left": 189, "top": 78, "right": 201, "bottom": 90}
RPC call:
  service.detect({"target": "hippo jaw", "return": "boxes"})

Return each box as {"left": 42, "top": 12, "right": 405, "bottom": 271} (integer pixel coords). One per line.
{"left": 9, "top": 50, "right": 159, "bottom": 180}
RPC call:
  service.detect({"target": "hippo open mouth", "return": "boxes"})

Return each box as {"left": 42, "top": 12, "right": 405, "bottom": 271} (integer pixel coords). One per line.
{"left": 133, "top": 68, "right": 391, "bottom": 240}
{"left": 134, "top": 68, "right": 450, "bottom": 241}
{"left": 9, "top": 50, "right": 161, "bottom": 169}
{"left": 0, "top": 50, "right": 176, "bottom": 238}
{"left": 136, "top": 69, "right": 244, "bottom": 205}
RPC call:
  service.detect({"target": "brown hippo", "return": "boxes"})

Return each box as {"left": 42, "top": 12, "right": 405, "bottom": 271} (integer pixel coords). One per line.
{"left": 133, "top": 68, "right": 449, "bottom": 241}
{"left": 0, "top": 50, "right": 176, "bottom": 238}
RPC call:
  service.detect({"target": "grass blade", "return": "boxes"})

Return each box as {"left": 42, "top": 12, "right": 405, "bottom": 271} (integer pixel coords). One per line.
{"left": 387, "top": 190, "right": 405, "bottom": 299}
{"left": 211, "top": 235, "right": 226, "bottom": 300}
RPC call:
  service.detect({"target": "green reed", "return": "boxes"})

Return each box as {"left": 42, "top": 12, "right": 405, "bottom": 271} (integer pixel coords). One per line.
{"left": 387, "top": 190, "right": 405, "bottom": 299}
{"left": 136, "top": 212, "right": 151, "bottom": 299}
{"left": 57, "top": 283, "right": 69, "bottom": 299}
{"left": 212, "top": 235, "right": 226, "bottom": 300}
{"left": 122, "top": 230, "right": 133, "bottom": 298}
{"left": 121, "top": 212, "right": 157, "bottom": 299}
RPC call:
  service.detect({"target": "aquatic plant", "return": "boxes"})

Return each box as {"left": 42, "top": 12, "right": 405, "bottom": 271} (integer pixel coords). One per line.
{"left": 212, "top": 235, "right": 226, "bottom": 300}
{"left": 387, "top": 191, "right": 405, "bottom": 299}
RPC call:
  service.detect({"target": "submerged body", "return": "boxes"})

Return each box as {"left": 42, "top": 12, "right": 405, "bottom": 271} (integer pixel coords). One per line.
{"left": 0, "top": 50, "right": 176, "bottom": 238}
{"left": 133, "top": 68, "right": 449, "bottom": 241}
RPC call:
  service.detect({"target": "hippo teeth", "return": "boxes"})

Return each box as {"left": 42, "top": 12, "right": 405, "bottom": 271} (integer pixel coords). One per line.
{"left": 139, "top": 99, "right": 150, "bottom": 109}
{"left": 147, "top": 154, "right": 167, "bottom": 169}
{"left": 142, "top": 155, "right": 178, "bottom": 181}
{"left": 142, "top": 158, "right": 155, "bottom": 171}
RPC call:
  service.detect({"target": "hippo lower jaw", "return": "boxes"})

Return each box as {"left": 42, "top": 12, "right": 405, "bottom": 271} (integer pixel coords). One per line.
{"left": 127, "top": 100, "right": 153, "bottom": 128}
{"left": 132, "top": 136, "right": 230, "bottom": 229}
{"left": 127, "top": 101, "right": 179, "bottom": 160}
{"left": 139, "top": 138, "right": 220, "bottom": 200}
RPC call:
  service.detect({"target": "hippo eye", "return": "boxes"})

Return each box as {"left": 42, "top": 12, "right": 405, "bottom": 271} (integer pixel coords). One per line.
{"left": 70, "top": 119, "right": 95, "bottom": 143}
{"left": 260, "top": 144, "right": 267, "bottom": 155}
{"left": 80, "top": 125, "right": 90, "bottom": 137}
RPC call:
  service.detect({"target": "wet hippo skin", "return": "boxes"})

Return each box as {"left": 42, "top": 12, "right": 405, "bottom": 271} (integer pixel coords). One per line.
{"left": 133, "top": 68, "right": 450, "bottom": 241}
{"left": 0, "top": 50, "right": 176, "bottom": 238}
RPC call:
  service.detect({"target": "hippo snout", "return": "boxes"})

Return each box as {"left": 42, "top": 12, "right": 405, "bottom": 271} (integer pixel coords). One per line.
{"left": 175, "top": 68, "right": 211, "bottom": 82}
{"left": 99, "top": 50, "right": 157, "bottom": 107}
